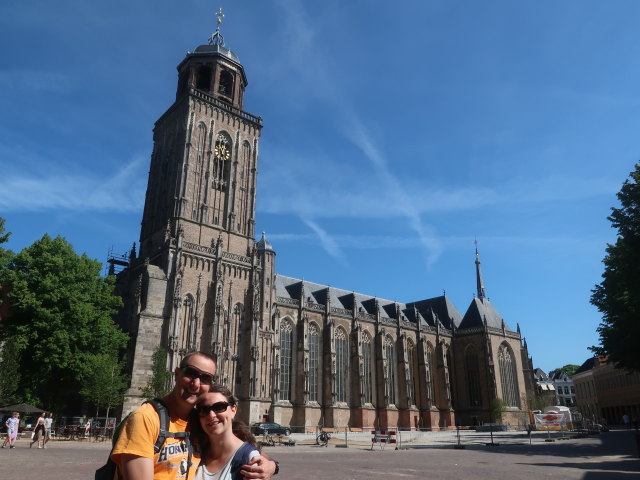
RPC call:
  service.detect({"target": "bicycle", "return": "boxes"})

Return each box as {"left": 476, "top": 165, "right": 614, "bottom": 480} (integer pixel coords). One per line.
{"left": 316, "top": 429, "right": 331, "bottom": 447}
{"left": 263, "top": 432, "right": 275, "bottom": 447}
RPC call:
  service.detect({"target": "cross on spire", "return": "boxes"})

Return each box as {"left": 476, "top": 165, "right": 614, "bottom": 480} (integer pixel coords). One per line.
{"left": 209, "top": 7, "right": 226, "bottom": 46}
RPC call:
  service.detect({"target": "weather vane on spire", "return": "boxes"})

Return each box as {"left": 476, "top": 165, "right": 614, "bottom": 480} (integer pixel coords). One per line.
{"left": 208, "top": 7, "right": 226, "bottom": 46}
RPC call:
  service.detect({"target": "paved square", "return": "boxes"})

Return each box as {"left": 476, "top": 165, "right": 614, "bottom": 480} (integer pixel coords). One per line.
{"left": 1, "top": 429, "right": 638, "bottom": 480}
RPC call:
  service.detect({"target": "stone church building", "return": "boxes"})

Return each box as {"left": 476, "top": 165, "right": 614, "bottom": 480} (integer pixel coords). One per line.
{"left": 114, "top": 21, "right": 536, "bottom": 430}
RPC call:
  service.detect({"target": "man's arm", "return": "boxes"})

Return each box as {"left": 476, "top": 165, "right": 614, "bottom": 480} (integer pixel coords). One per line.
{"left": 241, "top": 454, "right": 277, "bottom": 479}
{"left": 119, "top": 454, "right": 154, "bottom": 480}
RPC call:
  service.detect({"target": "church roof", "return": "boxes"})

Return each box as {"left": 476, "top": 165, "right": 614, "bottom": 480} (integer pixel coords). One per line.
{"left": 192, "top": 44, "right": 241, "bottom": 65}
{"left": 458, "top": 297, "right": 513, "bottom": 331}
{"left": 274, "top": 274, "right": 460, "bottom": 329}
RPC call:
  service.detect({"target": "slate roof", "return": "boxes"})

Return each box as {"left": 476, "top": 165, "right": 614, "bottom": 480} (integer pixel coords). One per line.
{"left": 533, "top": 368, "right": 550, "bottom": 381}
{"left": 575, "top": 356, "right": 608, "bottom": 375}
{"left": 274, "top": 274, "right": 462, "bottom": 329}
{"left": 458, "top": 297, "right": 513, "bottom": 332}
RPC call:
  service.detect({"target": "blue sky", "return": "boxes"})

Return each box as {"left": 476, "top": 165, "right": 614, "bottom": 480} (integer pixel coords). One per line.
{"left": 1, "top": 0, "right": 637, "bottom": 374}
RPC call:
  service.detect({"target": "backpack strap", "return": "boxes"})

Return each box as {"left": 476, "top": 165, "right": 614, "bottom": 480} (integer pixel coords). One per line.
{"left": 230, "top": 442, "right": 257, "bottom": 480}
{"left": 145, "top": 398, "right": 193, "bottom": 480}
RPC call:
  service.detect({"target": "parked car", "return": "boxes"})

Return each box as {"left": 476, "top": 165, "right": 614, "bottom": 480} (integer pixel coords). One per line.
{"left": 251, "top": 422, "right": 291, "bottom": 436}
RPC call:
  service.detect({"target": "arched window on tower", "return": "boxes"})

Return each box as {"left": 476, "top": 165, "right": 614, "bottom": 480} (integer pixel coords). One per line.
{"left": 309, "top": 324, "right": 319, "bottom": 402}
{"left": 498, "top": 344, "right": 520, "bottom": 407}
{"left": 362, "top": 332, "right": 373, "bottom": 404}
{"left": 279, "top": 320, "right": 293, "bottom": 401}
{"left": 218, "top": 69, "right": 234, "bottom": 99}
{"left": 407, "top": 340, "right": 417, "bottom": 407}
{"left": 213, "top": 133, "right": 231, "bottom": 194}
{"left": 196, "top": 66, "right": 212, "bottom": 92}
{"left": 335, "top": 328, "right": 348, "bottom": 403}
{"left": 385, "top": 336, "right": 397, "bottom": 406}
{"left": 465, "top": 345, "right": 482, "bottom": 407}
{"left": 237, "top": 142, "right": 252, "bottom": 233}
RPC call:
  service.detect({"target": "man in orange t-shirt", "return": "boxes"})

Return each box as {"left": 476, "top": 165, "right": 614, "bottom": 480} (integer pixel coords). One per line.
{"left": 112, "top": 352, "right": 276, "bottom": 480}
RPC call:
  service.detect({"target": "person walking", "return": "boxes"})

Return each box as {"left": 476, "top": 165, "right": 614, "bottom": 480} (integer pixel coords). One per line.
{"left": 30, "top": 412, "right": 46, "bottom": 448}
{"left": 110, "top": 351, "right": 277, "bottom": 480}
{"left": 2, "top": 412, "right": 20, "bottom": 449}
{"left": 43, "top": 413, "right": 53, "bottom": 448}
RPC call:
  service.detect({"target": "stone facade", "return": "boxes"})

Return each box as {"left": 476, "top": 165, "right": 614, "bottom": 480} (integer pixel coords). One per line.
{"left": 115, "top": 29, "right": 535, "bottom": 429}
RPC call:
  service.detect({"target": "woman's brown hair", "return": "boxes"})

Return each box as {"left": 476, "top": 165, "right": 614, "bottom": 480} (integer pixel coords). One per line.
{"left": 189, "top": 385, "right": 258, "bottom": 461}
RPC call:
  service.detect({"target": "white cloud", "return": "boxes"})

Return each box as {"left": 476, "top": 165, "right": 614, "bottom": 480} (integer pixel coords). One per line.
{"left": 0, "top": 69, "right": 73, "bottom": 94}
{"left": 0, "top": 156, "right": 146, "bottom": 212}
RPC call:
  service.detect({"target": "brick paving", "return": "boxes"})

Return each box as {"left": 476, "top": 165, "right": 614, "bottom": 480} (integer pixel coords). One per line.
{"left": 1, "top": 428, "right": 638, "bottom": 480}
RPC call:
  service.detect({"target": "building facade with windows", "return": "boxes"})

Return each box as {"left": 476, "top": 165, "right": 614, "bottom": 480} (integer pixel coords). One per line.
{"left": 549, "top": 370, "right": 576, "bottom": 407}
{"left": 114, "top": 21, "right": 536, "bottom": 430}
{"left": 573, "top": 356, "right": 640, "bottom": 425}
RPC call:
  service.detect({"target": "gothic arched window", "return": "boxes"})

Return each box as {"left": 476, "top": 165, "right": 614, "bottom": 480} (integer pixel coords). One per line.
{"left": 309, "top": 324, "right": 319, "bottom": 402}
{"left": 279, "top": 321, "right": 293, "bottom": 401}
{"left": 385, "top": 336, "right": 397, "bottom": 405}
{"left": 335, "top": 328, "right": 348, "bottom": 403}
{"left": 407, "top": 340, "right": 417, "bottom": 407}
{"left": 498, "top": 344, "right": 520, "bottom": 407}
{"left": 362, "top": 332, "right": 373, "bottom": 404}
{"left": 179, "top": 294, "right": 194, "bottom": 354}
{"left": 426, "top": 343, "right": 435, "bottom": 407}
{"left": 465, "top": 345, "right": 481, "bottom": 407}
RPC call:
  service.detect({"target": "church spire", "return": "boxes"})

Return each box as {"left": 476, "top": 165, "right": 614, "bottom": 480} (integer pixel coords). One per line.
{"left": 474, "top": 239, "right": 486, "bottom": 300}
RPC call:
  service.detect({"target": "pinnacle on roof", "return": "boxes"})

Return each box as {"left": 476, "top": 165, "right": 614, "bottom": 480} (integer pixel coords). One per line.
{"left": 474, "top": 239, "right": 486, "bottom": 300}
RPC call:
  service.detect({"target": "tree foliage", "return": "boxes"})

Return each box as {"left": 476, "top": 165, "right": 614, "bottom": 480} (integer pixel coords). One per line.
{"left": 490, "top": 397, "right": 506, "bottom": 423}
{"left": 0, "top": 217, "right": 13, "bottom": 267}
{"left": 591, "top": 163, "right": 640, "bottom": 372}
{"left": 553, "top": 364, "right": 580, "bottom": 377}
{"left": 140, "top": 346, "right": 172, "bottom": 400}
{"left": 0, "top": 234, "right": 128, "bottom": 411}
{"left": 79, "top": 352, "right": 129, "bottom": 418}
{"left": 0, "top": 339, "right": 21, "bottom": 404}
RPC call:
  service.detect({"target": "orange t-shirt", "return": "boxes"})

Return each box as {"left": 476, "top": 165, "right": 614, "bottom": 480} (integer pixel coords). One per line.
{"left": 111, "top": 401, "right": 200, "bottom": 480}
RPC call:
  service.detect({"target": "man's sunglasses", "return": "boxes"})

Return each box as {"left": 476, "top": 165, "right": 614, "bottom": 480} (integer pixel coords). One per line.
{"left": 197, "top": 401, "right": 232, "bottom": 416}
{"left": 180, "top": 365, "right": 215, "bottom": 385}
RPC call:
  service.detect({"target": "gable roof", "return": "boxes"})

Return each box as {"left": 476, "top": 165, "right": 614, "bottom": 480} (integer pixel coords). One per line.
{"left": 458, "top": 297, "right": 512, "bottom": 331}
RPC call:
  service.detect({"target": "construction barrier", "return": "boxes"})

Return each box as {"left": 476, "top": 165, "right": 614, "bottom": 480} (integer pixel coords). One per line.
{"left": 370, "top": 429, "right": 397, "bottom": 450}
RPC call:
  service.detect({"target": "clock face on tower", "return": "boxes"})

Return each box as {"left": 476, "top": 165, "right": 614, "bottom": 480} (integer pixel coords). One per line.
{"left": 214, "top": 143, "right": 230, "bottom": 161}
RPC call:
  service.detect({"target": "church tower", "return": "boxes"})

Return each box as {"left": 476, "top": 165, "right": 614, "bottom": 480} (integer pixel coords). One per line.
{"left": 118, "top": 11, "right": 267, "bottom": 415}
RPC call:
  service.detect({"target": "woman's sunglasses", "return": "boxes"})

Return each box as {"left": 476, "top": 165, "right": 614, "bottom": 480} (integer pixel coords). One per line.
{"left": 180, "top": 365, "right": 215, "bottom": 385}
{"left": 197, "top": 401, "right": 232, "bottom": 416}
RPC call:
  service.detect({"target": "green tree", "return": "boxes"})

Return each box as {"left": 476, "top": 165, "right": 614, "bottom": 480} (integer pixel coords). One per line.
{"left": 0, "top": 217, "right": 13, "bottom": 266}
{"left": 140, "top": 346, "right": 172, "bottom": 399}
{"left": 0, "top": 340, "right": 21, "bottom": 404}
{"left": 549, "top": 363, "right": 580, "bottom": 377}
{"left": 591, "top": 163, "right": 640, "bottom": 372}
{"left": 490, "top": 397, "right": 505, "bottom": 424}
{"left": 0, "top": 234, "right": 128, "bottom": 411}
{"left": 79, "top": 352, "right": 129, "bottom": 419}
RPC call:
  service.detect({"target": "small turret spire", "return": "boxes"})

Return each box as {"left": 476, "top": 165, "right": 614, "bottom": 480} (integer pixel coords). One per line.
{"left": 474, "top": 239, "right": 486, "bottom": 300}
{"left": 208, "top": 7, "right": 226, "bottom": 46}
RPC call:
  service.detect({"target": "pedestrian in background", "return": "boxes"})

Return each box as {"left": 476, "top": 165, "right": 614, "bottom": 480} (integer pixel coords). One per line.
{"left": 43, "top": 413, "right": 53, "bottom": 448}
{"left": 2, "top": 412, "right": 20, "bottom": 449}
{"left": 30, "top": 412, "right": 46, "bottom": 448}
